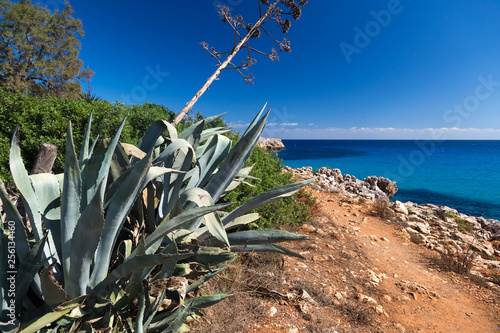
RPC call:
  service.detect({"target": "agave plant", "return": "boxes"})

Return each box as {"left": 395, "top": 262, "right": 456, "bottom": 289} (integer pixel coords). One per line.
{"left": 0, "top": 106, "right": 314, "bottom": 332}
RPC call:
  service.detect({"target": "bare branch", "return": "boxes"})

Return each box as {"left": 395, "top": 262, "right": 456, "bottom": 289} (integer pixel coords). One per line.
{"left": 173, "top": 0, "right": 307, "bottom": 124}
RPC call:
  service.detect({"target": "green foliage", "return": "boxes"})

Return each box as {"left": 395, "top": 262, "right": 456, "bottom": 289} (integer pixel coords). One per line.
{"left": 456, "top": 218, "right": 473, "bottom": 233}
{"left": 0, "top": 89, "right": 176, "bottom": 185}
{"left": 0, "top": 108, "right": 313, "bottom": 331}
{"left": 439, "top": 211, "right": 472, "bottom": 233}
{"left": 222, "top": 146, "right": 317, "bottom": 229}
{"left": 0, "top": 0, "right": 93, "bottom": 98}
{"left": 79, "top": 87, "right": 103, "bottom": 102}
{"left": 409, "top": 217, "right": 425, "bottom": 223}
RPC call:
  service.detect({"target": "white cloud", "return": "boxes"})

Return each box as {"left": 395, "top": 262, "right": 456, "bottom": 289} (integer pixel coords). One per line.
{"left": 227, "top": 122, "right": 250, "bottom": 128}
{"left": 261, "top": 126, "right": 500, "bottom": 139}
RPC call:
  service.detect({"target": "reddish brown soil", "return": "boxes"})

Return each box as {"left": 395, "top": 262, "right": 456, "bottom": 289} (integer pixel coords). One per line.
{"left": 192, "top": 190, "right": 500, "bottom": 333}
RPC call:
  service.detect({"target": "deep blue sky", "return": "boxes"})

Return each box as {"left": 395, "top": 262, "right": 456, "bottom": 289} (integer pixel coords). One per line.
{"left": 43, "top": 0, "right": 500, "bottom": 139}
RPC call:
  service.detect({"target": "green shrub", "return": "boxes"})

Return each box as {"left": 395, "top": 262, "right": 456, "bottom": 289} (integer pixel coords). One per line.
{"left": 0, "top": 89, "right": 176, "bottom": 184}
{"left": 222, "top": 146, "right": 317, "bottom": 229}
{"left": 438, "top": 211, "right": 472, "bottom": 233}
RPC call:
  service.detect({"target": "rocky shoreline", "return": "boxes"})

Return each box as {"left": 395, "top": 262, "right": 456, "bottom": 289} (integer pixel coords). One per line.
{"left": 291, "top": 166, "right": 500, "bottom": 288}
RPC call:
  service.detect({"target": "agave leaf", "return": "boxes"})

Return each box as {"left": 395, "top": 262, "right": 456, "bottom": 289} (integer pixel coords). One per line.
{"left": 15, "top": 235, "right": 47, "bottom": 314}
{"left": 164, "top": 122, "right": 178, "bottom": 140}
{"left": 222, "top": 177, "right": 316, "bottom": 226}
{"left": 93, "top": 253, "right": 193, "bottom": 293}
{"left": 173, "top": 188, "right": 229, "bottom": 247}
{"left": 152, "top": 239, "right": 178, "bottom": 280}
{"left": 121, "top": 143, "right": 147, "bottom": 159}
{"left": 221, "top": 164, "right": 259, "bottom": 195}
{"left": 155, "top": 140, "right": 195, "bottom": 219}
{"left": 67, "top": 182, "right": 105, "bottom": 299}
{"left": 243, "top": 103, "right": 266, "bottom": 136}
{"left": 223, "top": 212, "right": 260, "bottom": 230}
{"left": 90, "top": 153, "right": 152, "bottom": 288}
{"left": 187, "top": 134, "right": 232, "bottom": 190}
{"left": 187, "top": 291, "right": 232, "bottom": 308}
{"left": 199, "top": 127, "right": 230, "bottom": 144}
{"left": 142, "top": 167, "right": 184, "bottom": 189}
{"left": 89, "top": 135, "right": 100, "bottom": 154}
{"left": 185, "top": 258, "right": 235, "bottom": 294}
{"left": 0, "top": 231, "right": 9, "bottom": 323}
{"left": 19, "top": 296, "right": 87, "bottom": 333}
{"left": 60, "top": 121, "right": 82, "bottom": 288}
{"left": 135, "top": 284, "right": 148, "bottom": 333}
{"left": 136, "top": 202, "right": 233, "bottom": 256}
{"left": 81, "top": 117, "right": 126, "bottom": 207}
{"left": 110, "top": 142, "right": 132, "bottom": 182}
{"left": 132, "top": 120, "right": 169, "bottom": 165}
{"left": 163, "top": 302, "right": 193, "bottom": 333}
{"left": 0, "top": 322, "right": 18, "bottom": 333}
{"left": 39, "top": 264, "right": 67, "bottom": 308}
{"left": 78, "top": 112, "right": 93, "bottom": 172}
{"left": 128, "top": 237, "right": 153, "bottom": 286}
{"left": 0, "top": 180, "right": 29, "bottom": 260}
{"left": 190, "top": 247, "right": 235, "bottom": 267}
{"left": 142, "top": 288, "right": 167, "bottom": 331}
{"left": 9, "top": 127, "right": 43, "bottom": 242}
{"left": 204, "top": 109, "right": 269, "bottom": 202}
{"left": 195, "top": 213, "right": 261, "bottom": 240}
{"left": 178, "top": 113, "right": 227, "bottom": 141}
{"left": 231, "top": 244, "right": 305, "bottom": 259}
{"left": 29, "top": 173, "right": 62, "bottom": 264}
{"left": 117, "top": 239, "right": 133, "bottom": 264}
{"left": 205, "top": 230, "right": 307, "bottom": 248}
{"left": 55, "top": 173, "right": 64, "bottom": 192}
{"left": 237, "top": 164, "right": 259, "bottom": 180}
{"left": 148, "top": 292, "right": 231, "bottom": 332}
{"left": 230, "top": 229, "right": 307, "bottom": 244}
{"left": 145, "top": 183, "right": 156, "bottom": 234}
{"left": 185, "top": 120, "right": 204, "bottom": 150}
{"left": 104, "top": 164, "right": 180, "bottom": 209}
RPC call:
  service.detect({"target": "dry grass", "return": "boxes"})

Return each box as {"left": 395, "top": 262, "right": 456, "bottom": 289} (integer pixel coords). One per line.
{"left": 439, "top": 245, "right": 475, "bottom": 275}
{"left": 337, "top": 300, "right": 374, "bottom": 326}
{"left": 372, "top": 198, "right": 391, "bottom": 219}
{"left": 189, "top": 252, "right": 285, "bottom": 333}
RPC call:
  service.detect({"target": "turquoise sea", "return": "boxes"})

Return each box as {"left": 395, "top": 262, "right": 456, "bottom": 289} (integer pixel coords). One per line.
{"left": 278, "top": 140, "right": 500, "bottom": 220}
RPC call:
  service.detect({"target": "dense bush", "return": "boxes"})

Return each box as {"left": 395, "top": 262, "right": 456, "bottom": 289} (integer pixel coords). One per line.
{"left": 223, "top": 145, "right": 317, "bottom": 228}
{"left": 0, "top": 89, "right": 176, "bottom": 184}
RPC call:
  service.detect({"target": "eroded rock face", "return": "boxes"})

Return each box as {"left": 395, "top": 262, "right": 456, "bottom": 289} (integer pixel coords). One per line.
{"left": 365, "top": 176, "right": 398, "bottom": 199}
{"left": 256, "top": 138, "right": 285, "bottom": 151}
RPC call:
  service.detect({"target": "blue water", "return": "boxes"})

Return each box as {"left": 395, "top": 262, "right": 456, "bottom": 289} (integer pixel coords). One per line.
{"left": 278, "top": 140, "right": 500, "bottom": 220}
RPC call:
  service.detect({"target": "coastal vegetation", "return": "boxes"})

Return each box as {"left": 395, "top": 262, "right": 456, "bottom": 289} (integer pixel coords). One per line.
{"left": 0, "top": 109, "right": 316, "bottom": 331}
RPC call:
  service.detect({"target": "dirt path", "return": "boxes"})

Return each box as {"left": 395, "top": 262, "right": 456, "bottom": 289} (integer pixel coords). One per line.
{"left": 192, "top": 190, "right": 500, "bottom": 333}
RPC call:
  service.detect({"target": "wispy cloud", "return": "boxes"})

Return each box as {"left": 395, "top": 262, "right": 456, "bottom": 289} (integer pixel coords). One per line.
{"left": 259, "top": 126, "right": 500, "bottom": 139}
{"left": 228, "top": 121, "right": 250, "bottom": 129}
{"left": 267, "top": 122, "right": 299, "bottom": 126}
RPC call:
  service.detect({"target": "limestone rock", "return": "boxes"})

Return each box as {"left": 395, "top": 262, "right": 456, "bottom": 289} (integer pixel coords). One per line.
{"left": 393, "top": 201, "right": 409, "bottom": 215}
{"left": 364, "top": 176, "right": 398, "bottom": 199}
{"left": 310, "top": 167, "right": 398, "bottom": 201}
{"left": 256, "top": 137, "right": 285, "bottom": 151}
{"left": 268, "top": 306, "right": 277, "bottom": 317}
